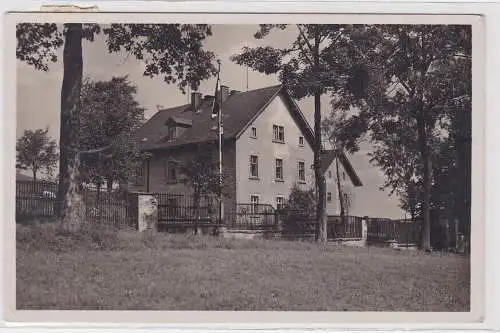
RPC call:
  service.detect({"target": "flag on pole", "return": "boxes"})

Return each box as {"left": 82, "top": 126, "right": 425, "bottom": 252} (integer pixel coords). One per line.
{"left": 211, "top": 61, "right": 221, "bottom": 119}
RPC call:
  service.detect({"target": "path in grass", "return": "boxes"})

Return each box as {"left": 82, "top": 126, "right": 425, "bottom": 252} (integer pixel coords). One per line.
{"left": 17, "top": 237, "right": 470, "bottom": 311}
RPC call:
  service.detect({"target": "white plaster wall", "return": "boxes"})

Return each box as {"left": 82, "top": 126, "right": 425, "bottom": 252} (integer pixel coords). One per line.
{"left": 235, "top": 93, "right": 314, "bottom": 208}
{"left": 324, "top": 159, "right": 356, "bottom": 216}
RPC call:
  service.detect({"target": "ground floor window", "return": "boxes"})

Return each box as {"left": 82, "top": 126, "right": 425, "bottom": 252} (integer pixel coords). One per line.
{"left": 276, "top": 196, "right": 284, "bottom": 210}
{"left": 250, "top": 195, "right": 260, "bottom": 213}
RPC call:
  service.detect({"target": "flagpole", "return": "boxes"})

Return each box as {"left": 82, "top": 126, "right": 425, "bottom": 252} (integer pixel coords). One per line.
{"left": 212, "top": 59, "right": 224, "bottom": 227}
{"left": 218, "top": 61, "right": 223, "bottom": 226}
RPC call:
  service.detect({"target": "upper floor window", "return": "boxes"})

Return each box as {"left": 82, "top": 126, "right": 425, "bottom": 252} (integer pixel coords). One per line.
{"left": 165, "top": 160, "right": 178, "bottom": 183}
{"left": 275, "top": 158, "right": 284, "bottom": 181}
{"left": 299, "top": 136, "right": 304, "bottom": 146}
{"left": 167, "top": 124, "right": 177, "bottom": 141}
{"left": 343, "top": 171, "right": 346, "bottom": 181}
{"left": 250, "top": 155, "right": 259, "bottom": 178}
{"left": 327, "top": 192, "right": 332, "bottom": 202}
{"left": 298, "top": 161, "right": 306, "bottom": 182}
{"left": 328, "top": 170, "right": 332, "bottom": 178}
{"left": 250, "top": 127, "right": 257, "bottom": 138}
{"left": 273, "top": 125, "right": 285, "bottom": 143}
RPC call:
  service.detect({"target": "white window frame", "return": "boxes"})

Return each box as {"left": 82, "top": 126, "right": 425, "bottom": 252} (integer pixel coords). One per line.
{"left": 327, "top": 192, "right": 332, "bottom": 202}
{"left": 276, "top": 195, "right": 285, "bottom": 210}
{"left": 298, "top": 160, "right": 306, "bottom": 182}
{"left": 250, "top": 126, "right": 257, "bottom": 138}
{"left": 167, "top": 124, "right": 177, "bottom": 141}
{"left": 275, "top": 158, "right": 284, "bottom": 181}
{"left": 249, "top": 155, "right": 259, "bottom": 178}
{"left": 250, "top": 194, "right": 260, "bottom": 213}
{"left": 272, "top": 124, "right": 285, "bottom": 143}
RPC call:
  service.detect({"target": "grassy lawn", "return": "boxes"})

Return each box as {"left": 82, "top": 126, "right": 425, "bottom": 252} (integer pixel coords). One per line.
{"left": 16, "top": 224, "right": 470, "bottom": 311}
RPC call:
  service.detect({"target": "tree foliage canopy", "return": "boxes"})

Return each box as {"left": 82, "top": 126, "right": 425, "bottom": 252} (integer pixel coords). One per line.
{"left": 79, "top": 76, "right": 146, "bottom": 188}
{"left": 16, "top": 128, "right": 58, "bottom": 181}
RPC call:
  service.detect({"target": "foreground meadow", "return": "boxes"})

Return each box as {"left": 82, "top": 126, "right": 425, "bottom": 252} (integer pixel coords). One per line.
{"left": 16, "top": 223, "right": 470, "bottom": 311}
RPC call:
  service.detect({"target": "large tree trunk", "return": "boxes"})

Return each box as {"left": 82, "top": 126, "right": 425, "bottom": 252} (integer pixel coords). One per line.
{"left": 312, "top": 32, "right": 327, "bottom": 242}
{"left": 106, "top": 178, "right": 113, "bottom": 193}
{"left": 417, "top": 107, "right": 432, "bottom": 251}
{"left": 193, "top": 190, "right": 201, "bottom": 235}
{"left": 335, "top": 157, "right": 346, "bottom": 224}
{"left": 58, "top": 24, "right": 84, "bottom": 231}
{"left": 313, "top": 89, "right": 327, "bottom": 242}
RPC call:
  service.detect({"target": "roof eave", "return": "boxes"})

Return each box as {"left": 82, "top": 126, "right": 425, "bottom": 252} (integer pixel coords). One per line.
{"left": 339, "top": 152, "right": 363, "bottom": 187}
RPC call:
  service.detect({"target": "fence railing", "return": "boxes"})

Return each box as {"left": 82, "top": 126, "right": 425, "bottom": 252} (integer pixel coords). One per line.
{"left": 366, "top": 218, "right": 421, "bottom": 246}
{"left": 154, "top": 193, "right": 220, "bottom": 230}
{"left": 327, "top": 215, "right": 363, "bottom": 239}
{"left": 15, "top": 180, "right": 136, "bottom": 229}
{"left": 16, "top": 182, "right": 423, "bottom": 244}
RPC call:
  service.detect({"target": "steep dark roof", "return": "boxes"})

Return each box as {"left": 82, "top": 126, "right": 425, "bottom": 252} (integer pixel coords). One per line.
{"left": 137, "top": 85, "right": 314, "bottom": 150}
{"left": 321, "top": 149, "right": 363, "bottom": 187}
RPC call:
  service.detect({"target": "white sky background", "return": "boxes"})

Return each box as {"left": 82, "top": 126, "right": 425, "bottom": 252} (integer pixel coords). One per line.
{"left": 16, "top": 24, "right": 404, "bottom": 219}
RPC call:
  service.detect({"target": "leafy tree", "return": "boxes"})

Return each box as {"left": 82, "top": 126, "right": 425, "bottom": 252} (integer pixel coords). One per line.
{"left": 232, "top": 24, "right": 349, "bottom": 242}
{"left": 79, "top": 76, "right": 146, "bottom": 194}
{"left": 16, "top": 128, "right": 58, "bottom": 183}
{"left": 179, "top": 143, "right": 233, "bottom": 232}
{"left": 328, "top": 25, "right": 471, "bottom": 250}
{"left": 16, "top": 23, "right": 216, "bottom": 231}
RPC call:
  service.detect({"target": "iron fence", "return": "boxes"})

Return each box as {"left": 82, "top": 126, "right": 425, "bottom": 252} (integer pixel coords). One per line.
{"left": 226, "top": 203, "right": 277, "bottom": 230}
{"left": 15, "top": 180, "right": 137, "bottom": 229}
{"left": 154, "top": 193, "right": 220, "bottom": 231}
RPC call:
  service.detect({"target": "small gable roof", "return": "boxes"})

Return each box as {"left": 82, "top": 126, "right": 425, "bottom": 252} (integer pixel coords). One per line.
{"left": 321, "top": 149, "right": 363, "bottom": 187}
{"left": 137, "top": 85, "right": 314, "bottom": 150}
{"left": 166, "top": 116, "right": 193, "bottom": 127}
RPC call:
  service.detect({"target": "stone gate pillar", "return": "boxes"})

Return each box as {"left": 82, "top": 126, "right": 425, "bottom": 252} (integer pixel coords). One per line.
{"left": 361, "top": 217, "right": 368, "bottom": 246}
{"left": 137, "top": 194, "right": 158, "bottom": 232}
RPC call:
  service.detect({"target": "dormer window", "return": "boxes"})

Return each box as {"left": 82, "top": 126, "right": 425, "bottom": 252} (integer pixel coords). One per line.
{"left": 167, "top": 124, "right": 177, "bottom": 141}
{"left": 164, "top": 116, "right": 192, "bottom": 142}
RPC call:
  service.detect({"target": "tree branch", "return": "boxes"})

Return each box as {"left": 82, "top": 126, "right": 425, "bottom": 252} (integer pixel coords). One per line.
{"left": 295, "top": 25, "right": 315, "bottom": 67}
{"left": 78, "top": 145, "right": 113, "bottom": 157}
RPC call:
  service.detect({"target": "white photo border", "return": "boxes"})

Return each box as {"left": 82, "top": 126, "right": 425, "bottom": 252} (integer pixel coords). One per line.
{"left": 1, "top": 1, "right": 498, "bottom": 331}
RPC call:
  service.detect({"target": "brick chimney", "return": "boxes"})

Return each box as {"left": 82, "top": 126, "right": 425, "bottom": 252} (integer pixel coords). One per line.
{"left": 220, "top": 85, "right": 230, "bottom": 103}
{"left": 191, "top": 92, "right": 202, "bottom": 110}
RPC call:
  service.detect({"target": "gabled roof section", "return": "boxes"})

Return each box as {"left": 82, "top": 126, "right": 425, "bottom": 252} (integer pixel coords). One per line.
{"left": 137, "top": 84, "right": 303, "bottom": 151}
{"left": 321, "top": 149, "right": 363, "bottom": 187}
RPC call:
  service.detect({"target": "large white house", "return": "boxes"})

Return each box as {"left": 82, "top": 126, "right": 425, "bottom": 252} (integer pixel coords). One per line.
{"left": 130, "top": 84, "right": 362, "bottom": 216}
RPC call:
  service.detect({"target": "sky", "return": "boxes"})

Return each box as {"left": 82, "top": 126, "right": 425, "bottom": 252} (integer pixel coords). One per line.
{"left": 16, "top": 24, "right": 405, "bottom": 219}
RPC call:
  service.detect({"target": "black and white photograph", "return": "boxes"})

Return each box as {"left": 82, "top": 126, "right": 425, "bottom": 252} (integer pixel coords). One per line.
{"left": 4, "top": 11, "right": 484, "bottom": 322}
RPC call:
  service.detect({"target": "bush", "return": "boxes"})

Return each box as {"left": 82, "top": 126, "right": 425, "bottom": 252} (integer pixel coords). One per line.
{"left": 281, "top": 184, "right": 316, "bottom": 237}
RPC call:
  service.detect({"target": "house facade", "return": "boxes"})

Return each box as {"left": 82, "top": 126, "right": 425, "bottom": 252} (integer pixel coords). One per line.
{"left": 321, "top": 150, "right": 363, "bottom": 216}
{"left": 130, "top": 84, "right": 361, "bottom": 217}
